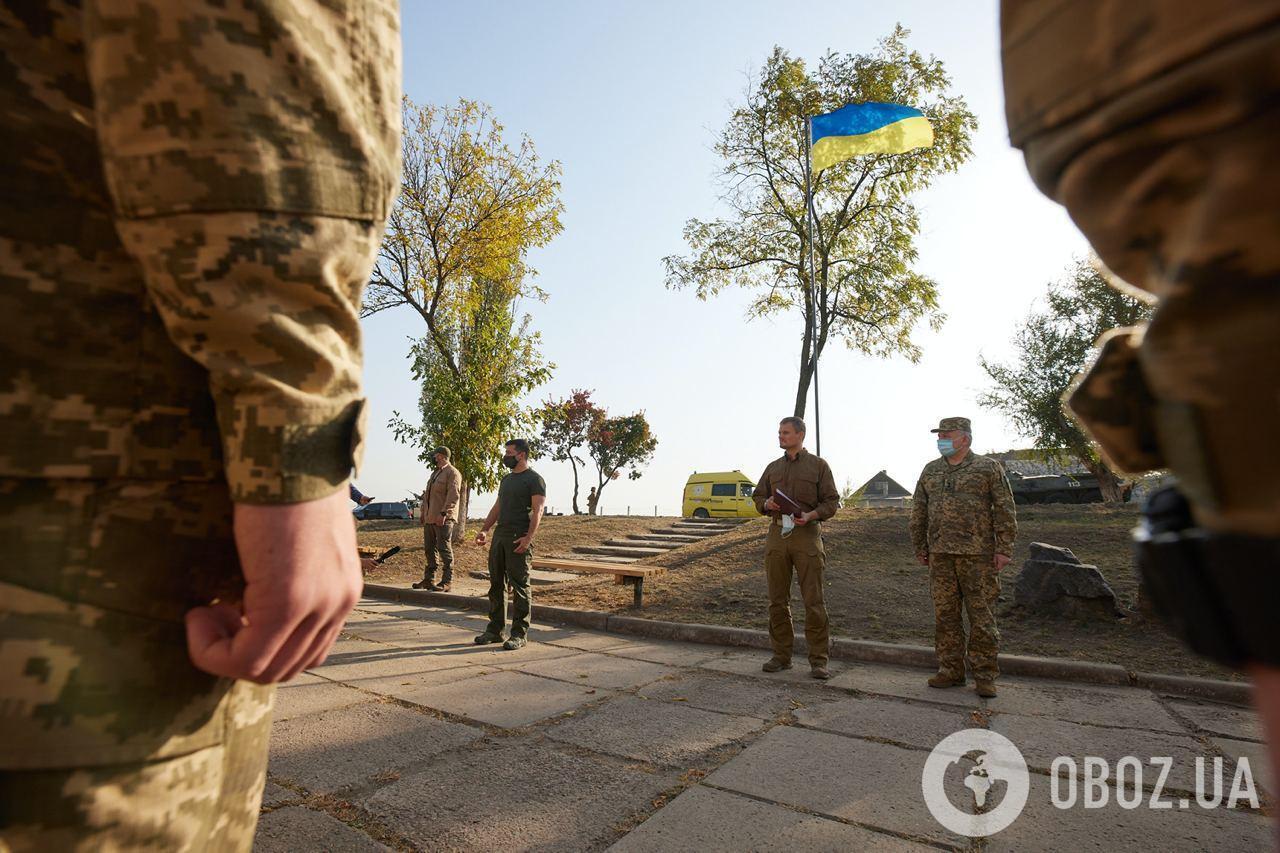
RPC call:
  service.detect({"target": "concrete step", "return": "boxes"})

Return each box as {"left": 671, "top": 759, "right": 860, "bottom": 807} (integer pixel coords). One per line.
{"left": 547, "top": 553, "right": 638, "bottom": 564}
{"left": 604, "top": 539, "right": 680, "bottom": 550}
{"left": 658, "top": 526, "right": 723, "bottom": 536}
{"left": 669, "top": 523, "right": 736, "bottom": 533}
{"left": 680, "top": 516, "right": 750, "bottom": 524}
{"left": 573, "top": 544, "right": 668, "bottom": 559}
{"left": 628, "top": 533, "right": 702, "bottom": 543}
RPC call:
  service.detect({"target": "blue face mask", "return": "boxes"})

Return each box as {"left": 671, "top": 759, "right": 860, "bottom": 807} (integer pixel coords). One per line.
{"left": 937, "top": 439, "right": 957, "bottom": 457}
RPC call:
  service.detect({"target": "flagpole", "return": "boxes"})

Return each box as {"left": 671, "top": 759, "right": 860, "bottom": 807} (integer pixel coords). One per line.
{"left": 804, "top": 116, "right": 821, "bottom": 458}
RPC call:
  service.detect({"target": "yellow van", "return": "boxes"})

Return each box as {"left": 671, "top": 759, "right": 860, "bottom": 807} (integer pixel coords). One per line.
{"left": 683, "top": 471, "right": 757, "bottom": 518}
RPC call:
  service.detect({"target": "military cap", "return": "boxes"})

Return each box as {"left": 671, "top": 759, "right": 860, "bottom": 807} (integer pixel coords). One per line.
{"left": 930, "top": 417, "right": 972, "bottom": 433}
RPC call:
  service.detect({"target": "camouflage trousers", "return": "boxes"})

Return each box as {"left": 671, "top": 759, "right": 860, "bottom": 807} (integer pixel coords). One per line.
{"left": 1010, "top": 10, "right": 1280, "bottom": 538}
{"left": 929, "top": 554, "right": 1000, "bottom": 682}
{"left": 0, "top": 479, "right": 275, "bottom": 851}
{"left": 764, "top": 522, "right": 830, "bottom": 667}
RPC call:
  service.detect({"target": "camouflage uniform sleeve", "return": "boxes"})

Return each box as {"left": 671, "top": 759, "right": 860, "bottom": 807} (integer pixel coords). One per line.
{"left": 909, "top": 470, "right": 929, "bottom": 555}
{"left": 815, "top": 459, "right": 840, "bottom": 520}
{"left": 752, "top": 464, "right": 773, "bottom": 515}
{"left": 84, "top": 0, "right": 401, "bottom": 504}
{"left": 990, "top": 462, "right": 1018, "bottom": 556}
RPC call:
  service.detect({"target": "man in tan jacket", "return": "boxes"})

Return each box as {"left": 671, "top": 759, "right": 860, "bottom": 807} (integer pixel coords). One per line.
{"left": 415, "top": 447, "right": 462, "bottom": 591}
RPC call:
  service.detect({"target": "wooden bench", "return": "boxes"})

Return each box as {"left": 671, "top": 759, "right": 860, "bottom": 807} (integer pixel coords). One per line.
{"left": 532, "top": 557, "right": 665, "bottom": 607}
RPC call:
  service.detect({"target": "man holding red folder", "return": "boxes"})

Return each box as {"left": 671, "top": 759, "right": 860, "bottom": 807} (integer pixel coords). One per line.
{"left": 752, "top": 417, "right": 841, "bottom": 679}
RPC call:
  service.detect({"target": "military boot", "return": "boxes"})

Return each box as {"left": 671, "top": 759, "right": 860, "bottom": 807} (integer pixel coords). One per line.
{"left": 975, "top": 679, "right": 998, "bottom": 698}
{"left": 928, "top": 673, "right": 965, "bottom": 688}
{"left": 762, "top": 657, "right": 792, "bottom": 673}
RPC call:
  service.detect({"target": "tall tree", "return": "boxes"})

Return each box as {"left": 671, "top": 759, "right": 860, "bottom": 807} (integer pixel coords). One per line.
{"left": 371, "top": 97, "right": 563, "bottom": 536}
{"left": 537, "top": 390, "right": 602, "bottom": 514}
{"left": 390, "top": 271, "right": 552, "bottom": 532}
{"left": 978, "top": 259, "right": 1154, "bottom": 503}
{"left": 587, "top": 411, "right": 658, "bottom": 509}
{"left": 664, "top": 29, "right": 975, "bottom": 416}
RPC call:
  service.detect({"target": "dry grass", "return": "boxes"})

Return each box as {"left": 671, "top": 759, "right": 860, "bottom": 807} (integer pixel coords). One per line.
{"left": 357, "top": 505, "right": 1238, "bottom": 681}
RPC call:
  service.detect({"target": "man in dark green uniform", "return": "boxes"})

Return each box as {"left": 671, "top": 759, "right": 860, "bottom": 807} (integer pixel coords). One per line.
{"left": 474, "top": 439, "right": 546, "bottom": 650}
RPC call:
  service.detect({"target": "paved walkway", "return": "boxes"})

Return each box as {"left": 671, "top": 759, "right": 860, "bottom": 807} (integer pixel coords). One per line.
{"left": 255, "top": 600, "right": 1272, "bottom": 851}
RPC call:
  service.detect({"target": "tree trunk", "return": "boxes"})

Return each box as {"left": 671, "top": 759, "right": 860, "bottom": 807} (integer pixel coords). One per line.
{"left": 451, "top": 483, "right": 470, "bottom": 543}
{"left": 1082, "top": 457, "right": 1125, "bottom": 504}
{"left": 792, "top": 359, "right": 813, "bottom": 418}
{"left": 569, "top": 457, "right": 581, "bottom": 514}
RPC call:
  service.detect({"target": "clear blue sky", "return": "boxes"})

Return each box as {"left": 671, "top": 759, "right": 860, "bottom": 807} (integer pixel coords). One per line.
{"left": 356, "top": 0, "right": 1091, "bottom": 517}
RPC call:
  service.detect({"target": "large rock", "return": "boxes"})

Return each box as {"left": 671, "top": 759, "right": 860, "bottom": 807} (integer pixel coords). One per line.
{"left": 1013, "top": 542, "right": 1120, "bottom": 619}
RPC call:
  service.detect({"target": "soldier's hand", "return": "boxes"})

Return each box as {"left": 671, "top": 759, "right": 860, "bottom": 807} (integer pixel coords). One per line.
{"left": 994, "top": 553, "right": 1012, "bottom": 571}
{"left": 794, "top": 511, "right": 815, "bottom": 526}
{"left": 916, "top": 552, "right": 929, "bottom": 566}
{"left": 764, "top": 496, "right": 781, "bottom": 512}
{"left": 184, "top": 488, "right": 362, "bottom": 684}
{"left": 475, "top": 530, "right": 488, "bottom": 546}
{"left": 513, "top": 534, "right": 533, "bottom": 554}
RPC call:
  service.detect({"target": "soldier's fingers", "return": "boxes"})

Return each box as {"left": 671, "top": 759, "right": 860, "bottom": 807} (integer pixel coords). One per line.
{"left": 185, "top": 603, "right": 248, "bottom": 677}
{"left": 247, "top": 613, "right": 324, "bottom": 684}
{"left": 296, "top": 619, "right": 346, "bottom": 677}
{"left": 215, "top": 610, "right": 307, "bottom": 682}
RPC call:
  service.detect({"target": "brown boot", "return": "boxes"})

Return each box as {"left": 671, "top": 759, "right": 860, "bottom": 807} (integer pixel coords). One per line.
{"left": 762, "top": 657, "right": 792, "bottom": 673}
{"left": 975, "top": 679, "right": 997, "bottom": 698}
{"left": 928, "top": 673, "right": 965, "bottom": 689}
{"left": 810, "top": 665, "right": 831, "bottom": 680}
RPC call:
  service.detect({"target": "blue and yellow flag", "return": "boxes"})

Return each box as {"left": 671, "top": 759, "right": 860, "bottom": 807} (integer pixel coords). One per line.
{"left": 810, "top": 102, "right": 933, "bottom": 172}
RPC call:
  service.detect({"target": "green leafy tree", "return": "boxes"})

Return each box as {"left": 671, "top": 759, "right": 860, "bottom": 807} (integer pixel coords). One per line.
{"left": 372, "top": 97, "right": 563, "bottom": 535}
{"left": 978, "top": 259, "right": 1154, "bottom": 503}
{"left": 390, "top": 272, "right": 552, "bottom": 532}
{"left": 587, "top": 411, "right": 658, "bottom": 508}
{"left": 537, "top": 390, "right": 602, "bottom": 514}
{"left": 664, "top": 29, "right": 975, "bottom": 415}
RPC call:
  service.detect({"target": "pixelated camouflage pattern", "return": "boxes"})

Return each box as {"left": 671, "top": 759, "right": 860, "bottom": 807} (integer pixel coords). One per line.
{"left": 0, "top": 0, "right": 402, "bottom": 503}
{"left": 1003, "top": 1, "right": 1280, "bottom": 537}
{"left": 1065, "top": 327, "right": 1165, "bottom": 474}
{"left": 930, "top": 553, "right": 1000, "bottom": 682}
{"left": 910, "top": 453, "right": 1018, "bottom": 557}
{"left": 930, "top": 416, "right": 971, "bottom": 433}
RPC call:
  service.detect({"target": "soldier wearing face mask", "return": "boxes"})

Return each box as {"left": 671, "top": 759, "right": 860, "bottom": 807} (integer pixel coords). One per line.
{"left": 910, "top": 417, "right": 1018, "bottom": 698}
{"left": 473, "top": 439, "right": 546, "bottom": 650}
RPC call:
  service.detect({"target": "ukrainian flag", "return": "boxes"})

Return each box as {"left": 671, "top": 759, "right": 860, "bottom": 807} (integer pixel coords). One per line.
{"left": 810, "top": 102, "right": 933, "bottom": 172}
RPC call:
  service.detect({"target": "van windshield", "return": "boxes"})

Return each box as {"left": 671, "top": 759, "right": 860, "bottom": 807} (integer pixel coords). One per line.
{"left": 739, "top": 483, "right": 754, "bottom": 498}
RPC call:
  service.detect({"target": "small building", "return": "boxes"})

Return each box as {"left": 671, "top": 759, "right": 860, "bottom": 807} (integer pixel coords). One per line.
{"left": 851, "top": 470, "right": 912, "bottom": 508}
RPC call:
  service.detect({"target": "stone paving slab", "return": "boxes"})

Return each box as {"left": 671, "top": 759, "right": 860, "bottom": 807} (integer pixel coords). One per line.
{"left": 828, "top": 663, "right": 986, "bottom": 709}
{"left": 1211, "top": 736, "right": 1275, "bottom": 795}
{"left": 308, "top": 638, "right": 479, "bottom": 682}
{"left": 273, "top": 674, "right": 372, "bottom": 722}
{"left": 361, "top": 737, "right": 678, "bottom": 851}
{"left": 600, "top": 639, "right": 731, "bottom": 668}
{"left": 353, "top": 663, "right": 497, "bottom": 705}
{"left": 699, "top": 651, "right": 845, "bottom": 688}
{"left": 793, "top": 695, "right": 973, "bottom": 750}
{"left": 260, "top": 781, "right": 301, "bottom": 809}
{"left": 545, "top": 695, "right": 768, "bottom": 767}
{"left": 639, "top": 671, "right": 829, "bottom": 720}
{"left": 399, "top": 668, "right": 609, "bottom": 728}
{"left": 985, "top": 769, "right": 1271, "bottom": 851}
{"left": 1172, "top": 699, "right": 1264, "bottom": 742}
{"left": 496, "top": 650, "right": 677, "bottom": 691}
{"left": 268, "top": 701, "right": 480, "bottom": 793}
{"left": 254, "top": 806, "right": 389, "bottom": 852}
{"left": 608, "top": 785, "right": 932, "bottom": 852}
{"left": 340, "top": 617, "right": 479, "bottom": 649}
{"left": 705, "top": 725, "right": 966, "bottom": 847}
{"left": 528, "top": 624, "right": 635, "bottom": 651}
{"left": 987, "top": 677, "right": 1187, "bottom": 733}
{"left": 991, "top": 714, "right": 1212, "bottom": 795}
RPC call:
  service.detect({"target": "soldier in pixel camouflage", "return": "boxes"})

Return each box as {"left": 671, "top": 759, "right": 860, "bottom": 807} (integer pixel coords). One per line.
{"left": 0, "top": 1, "right": 401, "bottom": 848}
{"left": 910, "top": 417, "right": 1018, "bottom": 698}
{"left": 1002, "top": 0, "right": 1280, "bottom": 796}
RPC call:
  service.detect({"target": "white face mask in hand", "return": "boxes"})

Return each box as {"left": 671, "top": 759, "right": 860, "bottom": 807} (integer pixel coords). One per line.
{"left": 781, "top": 513, "right": 796, "bottom": 537}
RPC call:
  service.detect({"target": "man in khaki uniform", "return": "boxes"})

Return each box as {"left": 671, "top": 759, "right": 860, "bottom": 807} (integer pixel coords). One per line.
{"left": 910, "top": 418, "right": 1017, "bottom": 698}
{"left": 0, "top": 2, "right": 401, "bottom": 848}
{"left": 414, "top": 446, "right": 462, "bottom": 591}
{"left": 587, "top": 486, "right": 600, "bottom": 516}
{"left": 752, "top": 417, "right": 840, "bottom": 680}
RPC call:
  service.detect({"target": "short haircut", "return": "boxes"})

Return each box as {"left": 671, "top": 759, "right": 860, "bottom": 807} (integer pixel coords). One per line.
{"left": 432, "top": 446, "right": 450, "bottom": 459}
{"left": 779, "top": 416, "right": 807, "bottom": 434}
{"left": 505, "top": 438, "right": 530, "bottom": 457}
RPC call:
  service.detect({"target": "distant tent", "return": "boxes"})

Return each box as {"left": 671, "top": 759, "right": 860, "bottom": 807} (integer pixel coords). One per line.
{"left": 852, "top": 470, "right": 911, "bottom": 506}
